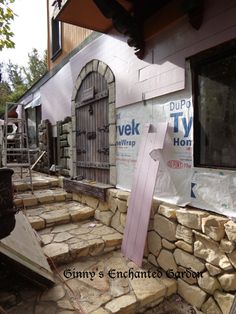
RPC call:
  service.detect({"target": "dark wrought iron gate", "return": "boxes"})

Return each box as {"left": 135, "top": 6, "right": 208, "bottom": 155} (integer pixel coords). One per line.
{"left": 75, "top": 72, "right": 110, "bottom": 184}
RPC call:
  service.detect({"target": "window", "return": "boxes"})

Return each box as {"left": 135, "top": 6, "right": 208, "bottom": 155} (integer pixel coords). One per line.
{"left": 51, "top": 18, "right": 62, "bottom": 60}
{"left": 26, "top": 106, "right": 42, "bottom": 149}
{"left": 192, "top": 42, "right": 236, "bottom": 169}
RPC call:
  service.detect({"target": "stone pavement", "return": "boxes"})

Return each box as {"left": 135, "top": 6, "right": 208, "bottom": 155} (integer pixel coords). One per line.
{"left": 0, "top": 172, "right": 177, "bottom": 313}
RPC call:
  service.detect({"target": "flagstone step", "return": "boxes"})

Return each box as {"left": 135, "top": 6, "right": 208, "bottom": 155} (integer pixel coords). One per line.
{"left": 14, "top": 188, "right": 72, "bottom": 208}
{"left": 38, "top": 221, "right": 123, "bottom": 265}
{"left": 52, "top": 251, "right": 177, "bottom": 313}
{"left": 13, "top": 175, "right": 60, "bottom": 192}
{"left": 26, "top": 201, "right": 96, "bottom": 230}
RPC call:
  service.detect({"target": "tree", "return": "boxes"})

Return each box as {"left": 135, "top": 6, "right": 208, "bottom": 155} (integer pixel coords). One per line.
{"left": 0, "top": 48, "right": 47, "bottom": 114}
{"left": 23, "top": 48, "right": 47, "bottom": 87}
{"left": 0, "top": 0, "right": 15, "bottom": 51}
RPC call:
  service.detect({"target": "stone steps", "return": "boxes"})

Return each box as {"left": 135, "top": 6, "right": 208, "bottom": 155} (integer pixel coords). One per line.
{"left": 26, "top": 201, "right": 95, "bottom": 230}
{"left": 53, "top": 251, "right": 177, "bottom": 313}
{"left": 13, "top": 175, "right": 60, "bottom": 192}
{"left": 38, "top": 220, "right": 123, "bottom": 265}
{"left": 14, "top": 187, "right": 72, "bottom": 208}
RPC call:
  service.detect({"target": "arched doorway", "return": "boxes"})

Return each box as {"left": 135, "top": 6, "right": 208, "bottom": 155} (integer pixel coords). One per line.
{"left": 71, "top": 60, "right": 116, "bottom": 185}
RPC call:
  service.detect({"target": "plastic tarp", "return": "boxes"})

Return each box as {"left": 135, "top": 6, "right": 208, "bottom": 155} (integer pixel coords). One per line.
{"left": 116, "top": 97, "right": 236, "bottom": 218}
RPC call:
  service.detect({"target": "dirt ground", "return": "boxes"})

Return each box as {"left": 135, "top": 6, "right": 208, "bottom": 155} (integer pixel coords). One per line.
{"left": 144, "top": 294, "right": 203, "bottom": 314}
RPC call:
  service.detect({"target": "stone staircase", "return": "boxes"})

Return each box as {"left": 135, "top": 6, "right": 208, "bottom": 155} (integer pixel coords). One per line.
{"left": 10, "top": 173, "right": 177, "bottom": 314}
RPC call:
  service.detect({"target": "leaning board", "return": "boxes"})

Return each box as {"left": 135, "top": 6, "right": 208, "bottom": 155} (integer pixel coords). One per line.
{"left": 0, "top": 212, "right": 54, "bottom": 286}
{"left": 121, "top": 123, "right": 168, "bottom": 266}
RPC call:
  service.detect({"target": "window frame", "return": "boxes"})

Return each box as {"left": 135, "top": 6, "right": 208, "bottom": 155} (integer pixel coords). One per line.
{"left": 51, "top": 18, "right": 62, "bottom": 61}
{"left": 191, "top": 40, "right": 236, "bottom": 170}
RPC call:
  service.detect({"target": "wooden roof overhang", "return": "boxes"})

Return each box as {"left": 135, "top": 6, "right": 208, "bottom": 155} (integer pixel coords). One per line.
{"left": 53, "top": 0, "right": 204, "bottom": 59}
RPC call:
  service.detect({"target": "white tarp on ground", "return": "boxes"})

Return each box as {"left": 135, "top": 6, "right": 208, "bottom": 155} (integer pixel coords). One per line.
{"left": 116, "top": 97, "right": 236, "bottom": 218}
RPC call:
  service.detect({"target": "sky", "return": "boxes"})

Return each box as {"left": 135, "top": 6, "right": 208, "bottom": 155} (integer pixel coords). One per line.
{"left": 0, "top": 0, "right": 47, "bottom": 68}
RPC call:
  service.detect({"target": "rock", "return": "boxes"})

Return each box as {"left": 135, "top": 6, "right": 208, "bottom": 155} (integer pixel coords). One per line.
{"left": 206, "top": 263, "right": 222, "bottom": 276}
{"left": 147, "top": 231, "right": 162, "bottom": 257}
{"left": 148, "top": 254, "right": 158, "bottom": 266}
{"left": 150, "top": 199, "right": 160, "bottom": 217}
{"left": 162, "top": 239, "right": 176, "bottom": 250}
{"left": 43, "top": 243, "right": 69, "bottom": 263}
{"left": 176, "top": 224, "right": 193, "bottom": 244}
{"left": 154, "top": 214, "right": 177, "bottom": 242}
{"left": 97, "top": 201, "right": 109, "bottom": 211}
{"left": 40, "top": 209, "right": 70, "bottom": 225}
{"left": 158, "top": 204, "right": 177, "bottom": 219}
{"left": 116, "top": 199, "right": 127, "bottom": 213}
{"left": 201, "top": 297, "right": 222, "bottom": 314}
{"left": 174, "top": 248, "right": 205, "bottom": 272}
{"left": 88, "top": 239, "right": 105, "bottom": 256}
{"left": 107, "top": 188, "right": 117, "bottom": 198}
{"left": 23, "top": 196, "right": 38, "bottom": 207}
{"left": 193, "top": 231, "right": 232, "bottom": 270}
{"left": 111, "top": 211, "right": 124, "bottom": 233}
{"left": 105, "top": 294, "right": 136, "bottom": 313}
{"left": 177, "top": 279, "right": 207, "bottom": 309}
{"left": 102, "top": 233, "right": 123, "bottom": 247}
{"left": 72, "top": 193, "right": 82, "bottom": 202}
{"left": 95, "top": 210, "right": 113, "bottom": 226}
{"left": 37, "top": 194, "right": 54, "bottom": 204}
{"left": 82, "top": 195, "right": 99, "bottom": 209}
{"left": 218, "top": 273, "right": 236, "bottom": 291}
{"left": 228, "top": 250, "right": 236, "bottom": 268}
{"left": 54, "top": 192, "right": 67, "bottom": 202}
{"left": 41, "top": 285, "right": 65, "bottom": 301}
{"left": 157, "top": 249, "right": 177, "bottom": 272}
{"left": 54, "top": 232, "right": 73, "bottom": 243}
{"left": 224, "top": 221, "right": 236, "bottom": 241}
{"left": 197, "top": 272, "right": 221, "bottom": 294}
{"left": 120, "top": 213, "right": 126, "bottom": 227}
{"left": 158, "top": 276, "right": 177, "bottom": 296}
{"left": 129, "top": 275, "right": 166, "bottom": 307}
{"left": 91, "top": 309, "right": 109, "bottom": 314}
{"left": 70, "top": 206, "right": 95, "bottom": 221}
{"left": 220, "top": 239, "right": 235, "bottom": 253}
{"left": 70, "top": 241, "right": 89, "bottom": 258}
{"left": 202, "top": 215, "right": 227, "bottom": 241}
{"left": 177, "top": 266, "right": 197, "bottom": 285}
{"left": 28, "top": 216, "right": 45, "bottom": 230}
{"left": 214, "top": 290, "right": 234, "bottom": 314}
{"left": 57, "top": 300, "right": 74, "bottom": 310}
{"left": 108, "top": 196, "right": 117, "bottom": 213}
{"left": 176, "top": 209, "right": 208, "bottom": 230}
{"left": 175, "top": 241, "right": 193, "bottom": 253}
{"left": 41, "top": 234, "right": 54, "bottom": 245}
{"left": 116, "top": 190, "right": 130, "bottom": 201}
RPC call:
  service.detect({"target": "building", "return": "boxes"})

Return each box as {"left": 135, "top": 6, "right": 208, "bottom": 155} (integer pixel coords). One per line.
{"left": 17, "top": 0, "right": 236, "bottom": 311}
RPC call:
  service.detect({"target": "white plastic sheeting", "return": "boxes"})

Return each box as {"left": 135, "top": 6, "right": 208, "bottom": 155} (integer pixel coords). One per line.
{"left": 40, "top": 63, "right": 73, "bottom": 125}
{"left": 116, "top": 97, "right": 236, "bottom": 218}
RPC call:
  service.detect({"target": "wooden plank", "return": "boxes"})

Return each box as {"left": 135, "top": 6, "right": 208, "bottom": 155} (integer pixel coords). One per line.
{"left": 0, "top": 212, "right": 54, "bottom": 286}
{"left": 63, "top": 178, "right": 113, "bottom": 201}
{"left": 121, "top": 122, "right": 168, "bottom": 266}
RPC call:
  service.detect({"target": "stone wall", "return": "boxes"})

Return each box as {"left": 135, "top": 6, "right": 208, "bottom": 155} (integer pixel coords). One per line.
{"left": 57, "top": 118, "right": 72, "bottom": 177}
{"left": 37, "top": 119, "right": 53, "bottom": 173}
{"left": 72, "top": 188, "right": 236, "bottom": 314}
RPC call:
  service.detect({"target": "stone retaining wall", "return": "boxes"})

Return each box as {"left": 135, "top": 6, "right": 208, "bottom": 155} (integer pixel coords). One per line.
{"left": 57, "top": 118, "right": 72, "bottom": 177}
{"left": 72, "top": 188, "right": 236, "bottom": 314}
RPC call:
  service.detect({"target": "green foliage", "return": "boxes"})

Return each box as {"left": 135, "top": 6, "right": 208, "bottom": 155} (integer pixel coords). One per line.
{"left": 0, "top": 0, "right": 15, "bottom": 51}
{"left": 0, "top": 48, "right": 47, "bottom": 115}
{"left": 23, "top": 48, "right": 48, "bottom": 87}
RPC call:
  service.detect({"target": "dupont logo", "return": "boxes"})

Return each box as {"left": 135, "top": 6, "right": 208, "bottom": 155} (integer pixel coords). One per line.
{"left": 167, "top": 160, "right": 183, "bottom": 169}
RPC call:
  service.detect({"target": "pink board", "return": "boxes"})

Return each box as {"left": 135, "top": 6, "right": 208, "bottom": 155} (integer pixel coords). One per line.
{"left": 121, "top": 122, "right": 168, "bottom": 266}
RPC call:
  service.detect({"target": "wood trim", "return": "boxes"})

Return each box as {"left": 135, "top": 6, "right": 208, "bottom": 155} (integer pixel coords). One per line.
{"left": 63, "top": 178, "right": 113, "bottom": 201}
